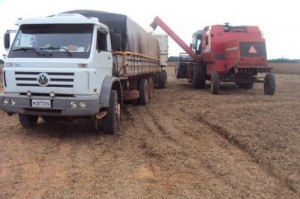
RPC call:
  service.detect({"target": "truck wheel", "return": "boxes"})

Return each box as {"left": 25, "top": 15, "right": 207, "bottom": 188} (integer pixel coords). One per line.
{"left": 19, "top": 114, "right": 38, "bottom": 127}
{"left": 192, "top": 63, "right": 206, "bottom": 88}
{"left": 264, "top": 73, "right": 276, "bottom": 95}
{"left": 148, "top": 77, "right": 154, "bottom": 99}
{"left": 102, "top": 90, "right": 119, "bottom": 134}
{"left": 211, "top": 72, "right": 220, "bottom": 95}
{"left": 159, "top": 70, "right": 167, "bottom": 88}
{"left": 138, "top": 78, "right": 149, "bottom": 105}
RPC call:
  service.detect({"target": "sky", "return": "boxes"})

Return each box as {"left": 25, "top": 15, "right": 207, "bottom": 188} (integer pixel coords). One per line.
{"left": 0, "top": 0, "right": 299, "bottom": 59}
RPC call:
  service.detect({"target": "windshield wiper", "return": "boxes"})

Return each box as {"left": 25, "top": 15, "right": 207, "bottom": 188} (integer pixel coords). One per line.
{"left": 60, "top": 46, "right": 72, "bottom": 57}
{"left": 39, "top": 46, "right": 72, "bottom": 57}
{"left": 12, "top": 47, "right": 41, "bottom": 56}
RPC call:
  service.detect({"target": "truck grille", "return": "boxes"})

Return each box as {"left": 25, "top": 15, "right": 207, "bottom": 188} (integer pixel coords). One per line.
{"left": 15, "top": 71, "right": 74, "bottom": 88}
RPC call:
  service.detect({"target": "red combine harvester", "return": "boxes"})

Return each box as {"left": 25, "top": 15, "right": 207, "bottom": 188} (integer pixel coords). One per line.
{"left": 150, "top": 17, "right": 276, "bottom": 95}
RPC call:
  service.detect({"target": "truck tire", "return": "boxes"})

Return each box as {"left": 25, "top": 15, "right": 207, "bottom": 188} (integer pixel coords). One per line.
{"left": 138, "top": 78, "right": 149, "bottom": 105}
{"left": 102, "top": 90, "right": 118, "bottom": 134}
{"left": 159, "top": 70, "right": 167, "bottom": 88}
{"left": 19, "top": 114, "right": 38, "bottom": 127}
{"left": 211, "top": 72, "right": 220, "bottom": 95}
{"left": 191, "top": 63, "right": 206, "bottom": 88}
{"left": 264, "top": 73, "right": 276, "bottom": 95}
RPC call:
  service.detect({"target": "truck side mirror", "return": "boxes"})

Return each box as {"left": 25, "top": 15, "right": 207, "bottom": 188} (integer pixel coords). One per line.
{"left": 4, "top": 32, "right": 10, "bottom": 50}
{"left": 111, "top": 33, "right": 121, "bottom": 51}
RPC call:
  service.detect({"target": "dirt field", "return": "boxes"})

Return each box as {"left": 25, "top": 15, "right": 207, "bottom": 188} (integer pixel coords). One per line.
{"left": 0, "top": 64, "right": 299, "bottom": 198}
{"left": 271, "top": 62, "right": 300, "bottom": 74}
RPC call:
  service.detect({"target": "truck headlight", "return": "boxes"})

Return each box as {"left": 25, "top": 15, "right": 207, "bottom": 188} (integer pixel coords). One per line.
{"left": 10, "top": 99, "right": 16, "bottom": 106}
{"left": 78, "top": 101, "right": 86, "bottom": 108}
{"left": 5, "top": 62, "right": 13, "bottom": 67}
{"left": 70, "top": 101, "right": 77, "bottom": 108}
{"left": 3, "top": 98, "right": 9, "bottom": 105}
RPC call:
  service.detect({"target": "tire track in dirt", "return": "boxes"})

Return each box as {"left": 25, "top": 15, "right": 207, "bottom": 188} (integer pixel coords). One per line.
{"left": 194, "top": 112, "right": 298, "bottom": 193}
{"left": 127, "top": 97, "right": 297, "bottom": 198}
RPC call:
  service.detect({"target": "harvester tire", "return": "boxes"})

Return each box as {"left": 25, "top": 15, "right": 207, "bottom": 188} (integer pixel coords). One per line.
{"left": 191, "top": 63, "right": 206, "bottom": 88}
{"left": 159, "top": 70, "right": 167, "bottom": 88}
{"left": 102, "top": 90, "right": 119, "bottom": 134}
{"left": 211, "top": 72, "right": 220, "bottom": 95}
{"left": 138, "top": 78, "right": 149, "bottom": 105}
{"left": 19, "top": 114, "right": 38, "bottom": 127}
{"left": 264, "top": 73, "right": 276, "bottom": 95}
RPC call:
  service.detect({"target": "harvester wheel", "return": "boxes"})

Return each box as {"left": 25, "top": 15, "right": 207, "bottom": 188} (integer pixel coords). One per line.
{"left": 102, "top": 90, "right": 119, "bottom": 134}
{"left": 191, "top": 63, "right": 206, "bottom": 88}
{"left": 211, "top": 72, "right": 220, "bottom": 95}
{"left": 138, "top": 78, "right": 149, "bottom": 105}
{"left": 159, "top": 70, "right": 167, "bottom": 88}
{"left": 264, "top": 73, "right": 276, "bottom": 95}
{"left": 18, "top": 114, "right": 38, "bottom": 127}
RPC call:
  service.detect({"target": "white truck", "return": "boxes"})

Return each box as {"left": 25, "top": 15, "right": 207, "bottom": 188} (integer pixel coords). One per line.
{"left": 0, "top": 10, "right": 167, "bottom": 134}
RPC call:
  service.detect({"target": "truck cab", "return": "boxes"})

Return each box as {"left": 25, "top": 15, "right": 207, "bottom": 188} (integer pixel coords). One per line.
{"left": 1, "top": 13, "right": 122, "bottom": 133}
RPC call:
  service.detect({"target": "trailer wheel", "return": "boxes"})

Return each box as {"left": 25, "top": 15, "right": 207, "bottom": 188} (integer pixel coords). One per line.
{"left": 192, "top": 63, "right": 206, "bottom": 88}
{"left": 102, "top": 90, "right": 119, "bottom": 134}
{"left": 211, "top": 72, "right": 220, "bottom": 95}
{"left": 148, "top": 77, "right": 154, "bottom": 99}
{"left": 138, "top": 78, "right": 149, "bottom": 105}
{"left": 159, "top": 70, "right": 167, "bottom": 88}
{"left": 264, "top": 73, "right": 276, "bottom": 95}
{"left": 19, "top": 114, "right": 38, "bottom": 127}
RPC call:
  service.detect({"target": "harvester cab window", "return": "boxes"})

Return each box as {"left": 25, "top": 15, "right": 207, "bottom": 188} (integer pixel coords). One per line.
{"left": 195, "top": 33, "right": 202, "bottom": 54}
{"left": 97, "top": 29, "right": 107, "bottom": 52}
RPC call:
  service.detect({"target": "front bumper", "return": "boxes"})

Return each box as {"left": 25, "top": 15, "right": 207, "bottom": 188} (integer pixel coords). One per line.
{"left": 0, "top": 93, "right": 100, "bottom": 116}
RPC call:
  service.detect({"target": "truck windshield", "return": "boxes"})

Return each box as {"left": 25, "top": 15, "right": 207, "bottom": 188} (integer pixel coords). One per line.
{"left": 9, "top": 24, "right": 93, "bottom": 58}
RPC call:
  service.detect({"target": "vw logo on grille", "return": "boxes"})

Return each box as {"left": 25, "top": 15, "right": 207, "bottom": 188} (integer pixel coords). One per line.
{"left": 37, "top": 72, "right": 49, "bottom": 87}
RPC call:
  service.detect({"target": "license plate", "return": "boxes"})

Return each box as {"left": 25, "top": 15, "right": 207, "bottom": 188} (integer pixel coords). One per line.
{"left": 32, "top": 99, "right": 51, "bottom": 108}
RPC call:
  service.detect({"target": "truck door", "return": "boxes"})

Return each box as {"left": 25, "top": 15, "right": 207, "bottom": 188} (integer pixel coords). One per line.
{"left": 95, "top": 28, "right": 112, "bottom": 71}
